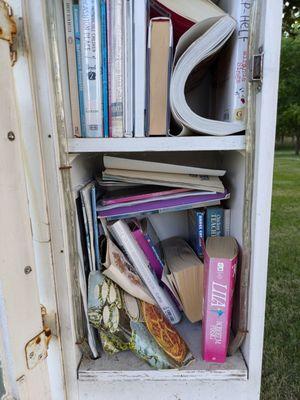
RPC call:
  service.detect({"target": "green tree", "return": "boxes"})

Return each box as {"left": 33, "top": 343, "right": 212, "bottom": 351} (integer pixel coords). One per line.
{"left": 277, "top": 35, "right": 300, "bottom": 154}
{"left": 282, "top": 0, "right": 300, "bottom": 36}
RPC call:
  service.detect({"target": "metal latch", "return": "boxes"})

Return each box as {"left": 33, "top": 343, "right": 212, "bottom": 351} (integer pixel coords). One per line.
{"left": 24, "top": 306, "right": 52, "bottom": 370}
{"left": 250, "top": 46, "right": 264, "bottom": 86}
{"left": 0, "top": 1, "right": 17, "bottom": 65}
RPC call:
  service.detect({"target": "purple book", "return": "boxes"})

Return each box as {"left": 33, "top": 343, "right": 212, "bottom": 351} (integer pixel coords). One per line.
{"left": 98, "top": 191, "right": 229, "bottom": 218}
{"left": 131, "top": 222, "right": 164, "bottom": 280}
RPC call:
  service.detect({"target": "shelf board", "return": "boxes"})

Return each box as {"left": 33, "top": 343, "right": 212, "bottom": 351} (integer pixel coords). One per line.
{"left": 67, "top": 136, "right": 246, "bottom": 153}
{"left": 78, "top": 319, "right": 247, "bottom": 382}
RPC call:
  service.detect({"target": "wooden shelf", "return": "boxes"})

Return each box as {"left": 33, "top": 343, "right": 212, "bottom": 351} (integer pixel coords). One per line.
{"left": 67, "top": 136, "right": 246, "bottom": 153}
{"left": 78, "top": 319, "right": 247, "bottom": 382}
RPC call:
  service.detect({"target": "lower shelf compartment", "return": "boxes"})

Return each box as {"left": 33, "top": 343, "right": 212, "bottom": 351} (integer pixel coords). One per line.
{"left": 78, "top": 319, "right": 248, "bottom": 382}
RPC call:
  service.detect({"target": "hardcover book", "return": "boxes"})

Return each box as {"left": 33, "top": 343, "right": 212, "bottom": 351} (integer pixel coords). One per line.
{"left": 147, "top": 18, "right": 173, "bottom": 136}
{"left": 202, "top": 237, "right": 238, "bottom": 363}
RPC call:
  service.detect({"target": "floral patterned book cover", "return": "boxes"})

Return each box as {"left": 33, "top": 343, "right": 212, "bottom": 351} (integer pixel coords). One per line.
{"left": 88, "top": 270, "right": 194, "bottom": 369}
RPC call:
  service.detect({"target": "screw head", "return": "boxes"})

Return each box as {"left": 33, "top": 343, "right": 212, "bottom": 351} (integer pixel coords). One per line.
{"left": 7, "top": 131, "right": 15, "bottom": 141}
{"left": 24, "top": 266, "right": 32, "bottom": 275}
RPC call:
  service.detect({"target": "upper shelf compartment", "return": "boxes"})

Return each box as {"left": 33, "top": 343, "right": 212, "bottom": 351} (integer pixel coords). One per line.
{"left": 67, "top": 136, "right": 246, "bottom": 153}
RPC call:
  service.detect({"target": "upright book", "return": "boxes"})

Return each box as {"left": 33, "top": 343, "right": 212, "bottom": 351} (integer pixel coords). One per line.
{"left": 108, "top": 219, "right": 181, "bottom": 324}
{"left": 188, "top": 208, "right": 205, "bottom": 257}
{"left": 123, "top": 0, "right": 134, "bottom": 137}
{"left": 206, "top": 206, "right": 224, "bottom": 237}
{"left": 80, "top": 0, "right": 103, "bottom": 137}
{"left": 100, "top": 0, "right": 109, "bottom": 138}
{"left": 147, "top": 18, "right": 173, "bottom": 136}
{"left": 133, "top": 0, "right": 148, "bottom": 137}
{"left": 73, "top": 3, "right": 86, "bottom": 136}
{"left": 63, "top": 0, "right": 81, "bottom": 137}
{"left": 202, "top": 237, "right": 238, "bottom": 363}
{"left": 107, "top": 0, "right": 124, "bottom": 137}
{"left": 215, "top": 0, "right": 252, "bottom": 123}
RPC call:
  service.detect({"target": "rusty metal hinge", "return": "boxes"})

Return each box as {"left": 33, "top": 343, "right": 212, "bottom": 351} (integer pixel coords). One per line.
{"left": 250, "top": 46, "right": 264, "bottom": 92}
{"left": 24, "top": 306, "right": 53, "bottom": 370}
{"left": 0, "top": 1, "right": 17, "bottom": 65}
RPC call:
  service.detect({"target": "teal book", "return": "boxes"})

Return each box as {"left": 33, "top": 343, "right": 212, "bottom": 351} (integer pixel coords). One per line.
{"left": 205, "top": 206, "right": 224, "bottom": 238}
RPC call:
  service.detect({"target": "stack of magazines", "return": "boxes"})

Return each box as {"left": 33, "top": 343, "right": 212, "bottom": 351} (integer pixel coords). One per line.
{"left": 76, "top": 157, "right": 239, "bottom": 366}
{"left": 64, "top": 0, "right": 252, "bottom": 138}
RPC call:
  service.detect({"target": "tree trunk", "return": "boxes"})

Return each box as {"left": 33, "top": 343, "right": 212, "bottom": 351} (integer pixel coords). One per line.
{"left": 296, "top": 135, "right": 300, "bottom": 156}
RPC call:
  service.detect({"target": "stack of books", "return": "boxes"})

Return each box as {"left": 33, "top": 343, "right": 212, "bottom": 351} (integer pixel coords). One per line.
{"left": 64, "top": 0, "right": 251, "bottom": 138}
{"left": 75, "top": 156, "right": 240, "bottom": 365}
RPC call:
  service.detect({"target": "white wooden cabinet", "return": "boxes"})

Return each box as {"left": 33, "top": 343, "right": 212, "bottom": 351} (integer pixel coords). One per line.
{"left": 0, "top": 0, "right": 282, "bottom": 399}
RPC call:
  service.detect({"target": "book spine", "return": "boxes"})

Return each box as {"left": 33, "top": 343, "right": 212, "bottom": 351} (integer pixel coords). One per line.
{"left": 107, "top": 0, "right": 124, "bottom": 137}
{"left": 63, "top": 0, "right": 81, "bottom": 137}
{"left": 123, "top": 0, "right": 134, "bottom": 137}
{"left": 206, "top": 207, "right": 224, "bottom": 238}
{"left": 231, "top": 0, "right": 252, "bottom": 122}
{"left": 73, "top": 4, "right": 86, "bottom": 137}
{"left": 132, "top": 228, "right": 163, "bottom": 280}
{"left": 100, "top": 0, "right": 109, "bottom": 138}
{"left": 202, "top": 253, "right": 238, "bottom": 363}
{"left": 80, "top": 0, "right": 103, "bottom": 137}
{"left": 91, "top": 185, "right": 101, "bottom": 270}
{"left": 109, "top": 220, "right": 181, "bottom": 324}
{"left": 224, "top": 209, "right": 231, "bottom": 237}
{"left": 196, "top": 210, "right": 205, "bottom": 256}
{"left": 133, "top": 0, "right": 147, "bottom": 137}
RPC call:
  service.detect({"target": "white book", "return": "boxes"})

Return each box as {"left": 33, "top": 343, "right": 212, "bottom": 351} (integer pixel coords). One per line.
{"left": 63, "top": 0, "right": 81, "bottom": 137}
{"left": 170, "top": 15, "right": 240, "bottom": 136}
{"left": 133, "top": 0, "right": 148, "bottom": 137}
{"left": 103, "top": 169, "right": 225, "bottom": 192}
{"left": 107, "top": 0, "right": 124, "bottom": 137}
{"left": 103, "top": 155, "right": 226, "bottom": 176}
{"left": 80, "top": 0, "right": 103, "bottom": 137}
{"left": 215, "top": 0, "right": 252, "bottom": 123}
{"left": 109, "top": 220, "right": 181, "bottom": 324}
{"left": 224, "top": 208, "right": 231, "bottom": 236}
{"left": 123, "top": 0, "right": 134, "bottom": 137}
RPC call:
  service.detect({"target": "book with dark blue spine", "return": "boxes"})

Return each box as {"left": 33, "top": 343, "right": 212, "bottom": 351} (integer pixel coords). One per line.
{"left": 188, "top": 208, "right": 205, "bottom": 257}
{"left": 205, "top": 206, "right": 224, "bottom": 238}
{"left": 100, "top": 0, "right": 109, "bottom": 138}
{"left": 73, "top": 4, "right": 86, "bottom": 137}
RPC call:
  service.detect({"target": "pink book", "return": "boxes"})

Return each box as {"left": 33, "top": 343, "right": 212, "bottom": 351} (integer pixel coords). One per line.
{"left": 131, "top": 220, "right": 164, "bottom": 280}
{"left": 202, "top": 237, "right": 238, "bottom": 363}
{"left": 102, "top": 186, "right": 190, "bottom": 206}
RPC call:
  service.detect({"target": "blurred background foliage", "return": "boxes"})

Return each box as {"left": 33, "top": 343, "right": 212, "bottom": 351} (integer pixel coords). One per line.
{"left": 277, "top": 1, "right": 300, "bottom": 154}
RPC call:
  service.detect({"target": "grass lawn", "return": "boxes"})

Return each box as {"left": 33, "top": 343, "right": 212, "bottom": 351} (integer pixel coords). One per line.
{"left": 261, "top": 151, "right": 300, "bottom": 399}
